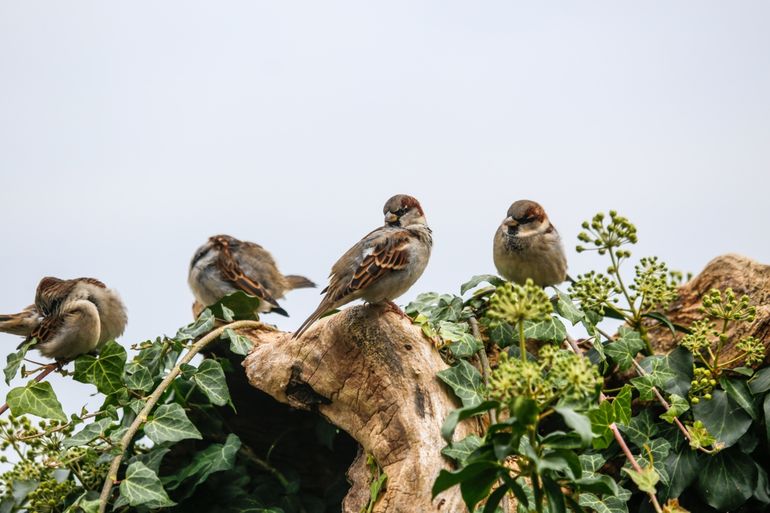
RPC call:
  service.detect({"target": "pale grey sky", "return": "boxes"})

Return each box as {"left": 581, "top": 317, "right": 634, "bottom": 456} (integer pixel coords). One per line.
{"left": 1, "top": 2, "right": 768, "bottom": 413}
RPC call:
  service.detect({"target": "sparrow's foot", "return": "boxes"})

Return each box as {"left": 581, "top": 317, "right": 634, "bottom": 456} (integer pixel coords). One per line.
{"left": 384, "top": 301, "right": 410, "bottom": 320}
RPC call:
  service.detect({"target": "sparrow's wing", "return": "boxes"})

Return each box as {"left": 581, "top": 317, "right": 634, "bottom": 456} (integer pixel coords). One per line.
{"left": 293, "top": 227, "right": 411, "bottom": 339}
{"left": 216, "top": 245, "right": 285, "bottom": 312}
{"left": 326, "top": 229, "right": 412, "bottom": 303}
{"left": 28, "top": 313, "right": 64, "bottom": 345}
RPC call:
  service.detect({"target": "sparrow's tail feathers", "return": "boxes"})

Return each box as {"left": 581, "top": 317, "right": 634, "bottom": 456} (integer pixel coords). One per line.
{"left": 292, "top": 302, "right": 332, "bottom": 340}
{"left": 0, "top": 309, "right": 40, "bottom": 337}
{"left": 270, "top": 305, "right": 290, "bottom": 317}
{"left": 285, "top": 275, "right": 317, "bottom": 290}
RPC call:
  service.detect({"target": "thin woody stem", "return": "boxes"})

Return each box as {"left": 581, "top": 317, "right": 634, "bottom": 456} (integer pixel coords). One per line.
{"left": 97, "top": 320, "right": 264, "bottom": 513}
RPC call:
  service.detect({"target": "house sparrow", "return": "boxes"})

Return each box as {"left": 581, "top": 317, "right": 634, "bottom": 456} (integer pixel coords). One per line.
{"left": 188, "top": 235, "right": 316, "bottom": 317}
{"left": 293, "top": 194, "right": 432, "bottom": 339}
{"left": 0, "top": 276, "right": 127, "bottom": 360}
{"left": 493, "top": 200, "right": 567, "bottom": 287}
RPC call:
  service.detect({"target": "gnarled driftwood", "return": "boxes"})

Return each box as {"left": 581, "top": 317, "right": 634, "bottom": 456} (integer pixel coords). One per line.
{"left": 239, "top": 304, "right": 486, "bottom": 513}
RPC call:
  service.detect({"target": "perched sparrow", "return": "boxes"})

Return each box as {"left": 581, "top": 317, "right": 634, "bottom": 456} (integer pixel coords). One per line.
{"left": 0, "top": 276, "right": 127, "bottom": 360}
{"left": 493, "top": 200, "right": 567, "bottom": 287}
{"left": 293, "top": 194, "right": 433, "bottom": 339}
{"left": 188, "top": 235, "right": 316, "bottom": 317}
{"left": 35, "top": 277, "right": 128, "bottom": 346}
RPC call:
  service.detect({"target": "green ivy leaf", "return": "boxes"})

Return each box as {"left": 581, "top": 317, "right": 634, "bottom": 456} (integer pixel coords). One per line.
{"left": 6, "top": 381, "right": 66, "bottom": 422}
{"left": 554, "top": 291, "right": 584, "bottom": 325}
{"left": 73, "top": 341, "right": 127, "bottom": 395}
{"left": 441, "top": 400, "right": 499, "bottom": 442}
{"left": 63, "top": 418, "right": 113, "bottom": 448}
{"left": 432, "top": 461, "right": 499, "bottom": 499}
{"left": 191, "top": 359, "right": 231, "bottom": 407}
{"left": 588, "top": 401, "right": 615, "bottom": 450}
{"left": 176, "top": 311, "right": 216, "bottom": 341}
{"left": 664, "top": 445, "right": 699, "bottom": 498}
{"left": 441, "top": 435, "right": 483, "bottom": 465}
{"left": 128, "top": 447, "right": 171, "bottom": 474}
{"left": 207, "top": 291, "right": 262, "bottom": 321}
{"left": 605, "top": 328, "right": 645, "bottom": 371}
{"left": 692, "top": 390, "right": 752, "bottom": 448}
{"left": 619, "top": 410, "right": 658, "bottom": 448}
{"left": 485, "top": 321, "right": 515, "bottom": 348}
{"left": 144, "top": 403, "right": 202, "bottom": 444}
{"left": 613, "top": 385, "right": 632, "bottom": 426}
{"left": 460, "top": 275, "right": 504, "bottom": 295}
{"left": 660, "top": 394, "right": 690, "bottom": 424}
{"left": 222, "top": 328, "right": 254, "bottom": 356}
{"left": 437, "top": 359, "right": 484, "bottom": 408}
{"left": 748, "top": 367, "right": 770, "bottom": 395}
{"left": 163, "top": 434, "right": 242, "bottom": 499}
{"left": 720, "top": 377, "right": 759, "bottom": 420}
{"left": 554, "top": 407, "right": 593, "bottom": 446}
{"left": 116, "top": 462, "right": 176, "bottom": 509}
{"left": 124, "top": 366, "right": 154, "bottom": 393}
{"left": 3, "top": 339, "right": 36, "bottom": 385}
{"left": 696, "top": 448, "right": 757, "bottom": 511}
{"left": 622, "top": 464, "right": 659, "bottom": 494}
{"left": 439, "top": 321, "right": 482, "bottom": 358}
{"left": 523, "top": 317, "right": 567, "bottom": 342}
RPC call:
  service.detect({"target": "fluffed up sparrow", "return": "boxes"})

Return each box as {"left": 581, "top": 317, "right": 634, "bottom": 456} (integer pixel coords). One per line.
{"left": 293, "top": 194, "right": 433, "bottom": 339}
{"left": 493, "top": 200, "right": 568, "bottom": 287}
{"left": 0, "top": 276, "right": 128, "bottom": 360}
{"left": 188, "top": 235, "right": 316, "bottom": 317}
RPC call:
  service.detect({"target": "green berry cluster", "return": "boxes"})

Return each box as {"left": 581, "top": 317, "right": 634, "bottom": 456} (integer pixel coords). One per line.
{"left": 27, "top": 478, "right": 77, "bottom": 513}
{"left": 568, "top": 271, "right": 621, "bottom": 315}
{"left": 737, "top": 336, "right": 765, "bottom": 366}
{"left": 701, "top": 288, "right": 756, "bottom": 322}
{"left": 576, "top": 211, "right": 638, "bottom": 255}
{"left": 680, "top": 319, "right": 716, "bottom": 353}
{"left": 679, "top": 288, "right": 763, "bottom": 371}
{"left": 487, "top": 348, "right": 602, "bottom": 411}
{"left": 630, "top": 256, "right": 678, "bottom": 311}
{"left": 688, "top": 367, "right": 716, "bottom": 403}
{"left": 486, "top": 279, "right": 552, "bottom": 326}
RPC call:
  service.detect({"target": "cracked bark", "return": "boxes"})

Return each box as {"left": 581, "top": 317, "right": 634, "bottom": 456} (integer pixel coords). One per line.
{"left": 240, "top": 303, "right": 489, "bottom": 513}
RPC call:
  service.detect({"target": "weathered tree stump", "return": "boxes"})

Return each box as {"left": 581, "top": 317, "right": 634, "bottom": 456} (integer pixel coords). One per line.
{"left": 239, "top": 304, "right": 484, "bottom": 513}
{"left": 648, "top": 254, "right": 770, "bottom": 361}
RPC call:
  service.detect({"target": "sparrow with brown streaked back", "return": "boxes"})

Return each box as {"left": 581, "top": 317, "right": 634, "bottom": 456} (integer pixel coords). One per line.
{"left": 493, "top": 200, "right": 568, "bottom": 287}
{"left": 188, "top": 235, "right": 316, "bottom": 317}
{"left": 293, "top": 194, "right": 433, "bottom": 339}
{"left": 0, "top": 276, "right": 127, "bottom": 360}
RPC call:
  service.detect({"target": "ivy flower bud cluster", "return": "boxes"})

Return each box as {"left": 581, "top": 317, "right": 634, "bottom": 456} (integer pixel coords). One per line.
{"left": 568, "top": 271, "right": 621, "bottom": 315}
{"left": 487, "top": 348, "right": 602, "bottom": 411}
{"left": 630, "top": 256, "right": 679, "bottom": 311}
{"left": 575, "top": 211, "right": 638, "bottom": 255}
{"left": 701, "top": 288, "right": 756, "bottom": 322}
{"left": 486, "top": 279, "right": 552, "bottom": 326}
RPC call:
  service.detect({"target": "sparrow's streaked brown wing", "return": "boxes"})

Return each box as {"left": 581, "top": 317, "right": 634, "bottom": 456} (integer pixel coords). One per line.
{"left": 293, "top": 228, "right": 412, "bottom": 339}
{"left": 326, "top": 230, "right": 411, "bottom": 304}
{"left": 27, "top": 313, "right": 64, "bottom": 346}
{"left": 216, "top": 244, "right": 287, "bottom": 315}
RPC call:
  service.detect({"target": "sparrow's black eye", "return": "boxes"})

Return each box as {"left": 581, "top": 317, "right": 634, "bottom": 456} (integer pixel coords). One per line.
{"left": 518, "top": 216, "right": 535, "bottom": 224}
{"left": 396, "top": 207, "right": 408, "bottom": 216}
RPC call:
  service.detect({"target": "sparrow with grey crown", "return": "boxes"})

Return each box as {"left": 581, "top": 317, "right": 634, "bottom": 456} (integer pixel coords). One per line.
{"left": 0, "top": 276, "right": 127, "bottom": 361}
{"left": 188, "top": 235, "right": 316, "bottom": 317}
{"left": 493, "top": 200, "right": 567, "bottom": 287}
{"left": 293, "top": 194, "right": 432, "bottom": 339}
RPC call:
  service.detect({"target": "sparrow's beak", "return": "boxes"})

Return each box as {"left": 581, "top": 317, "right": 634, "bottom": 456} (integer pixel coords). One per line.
{"left": 385, "top": 212, "right": 399, "bottom": 223}
{"left": 503, "top": 217, "right": 518, "bottom": 228}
